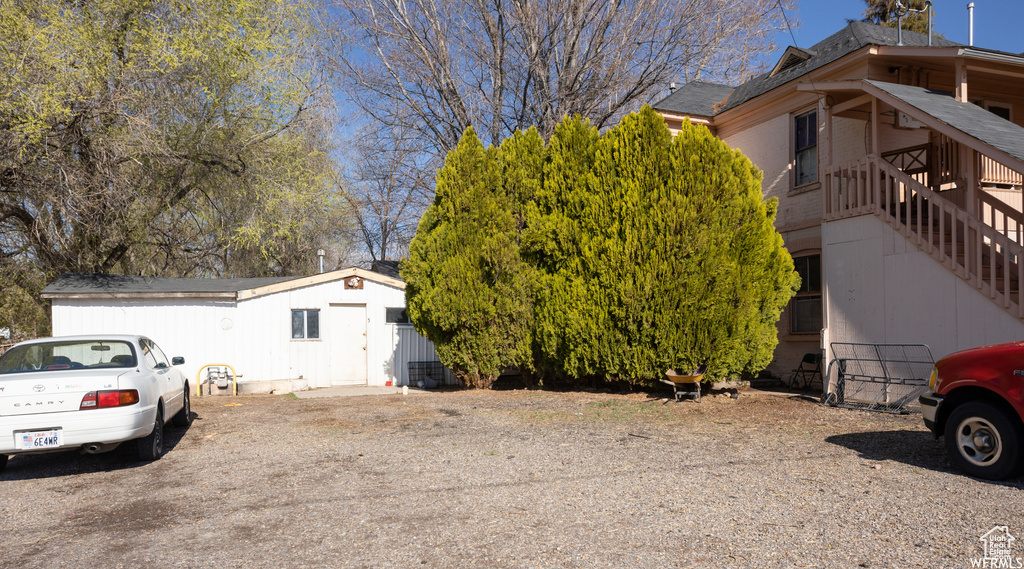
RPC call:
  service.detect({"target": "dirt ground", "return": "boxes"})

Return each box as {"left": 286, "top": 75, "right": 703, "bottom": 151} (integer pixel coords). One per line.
{"left": 1, "top": 387, "right": 1022, "bottom": 568}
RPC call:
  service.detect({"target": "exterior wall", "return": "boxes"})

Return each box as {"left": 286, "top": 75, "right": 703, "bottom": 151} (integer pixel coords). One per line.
{"left": 50, "top": 298, "right": 238, "bottom": 392}
{"left": 390, "top": 325, "right": 452, "bottom": 387}
{"left": 49, "top": 273, "right": 445, "bottom": 390}
{"left": 768, "top": 224, "right": 822, "bottom": 380}
{"left": 722, "top": 114, "right": 791, "bottom": 207}
{"left": 235, "top": 277, "right": 410, "bottom": 388}
{"left": 823, "top": 215, "right": 1024, "bottom": 365}
{"left": 722, "top": 111, "right": 828, "bottom": 380}
{"left": 833, "top": 116, "right": 869, "bottom": 164}
{"left": 662, "top": 44, "right": 1024, "bottom": 382}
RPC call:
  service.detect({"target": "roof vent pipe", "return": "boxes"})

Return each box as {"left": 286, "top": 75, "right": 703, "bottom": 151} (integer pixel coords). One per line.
{"left": 894, "top": 0, "right": 906, "bottom": 46}
{"left": 928, "top": 1, "right": 933, "bottom": 46}
{"left": 669, "top": 82, "right": 677, "bottom": 94}
{"left": 968, "top": 2, "right": 975, "bottom": 46}
{"left": 907, "top": 1, "right": 934, "bottom": 46}
{"left": 317, "top": 249, "right": 325, "bottom": 274}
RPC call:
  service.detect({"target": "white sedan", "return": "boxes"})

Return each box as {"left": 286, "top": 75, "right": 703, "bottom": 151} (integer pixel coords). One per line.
{"left": 0, "top": 335, "right": 191, "bottom": 473}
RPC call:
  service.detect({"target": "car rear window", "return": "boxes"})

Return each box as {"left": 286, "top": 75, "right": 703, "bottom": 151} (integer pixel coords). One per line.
{"left": 0, "top": 340, "right": 137, "bottom": 374}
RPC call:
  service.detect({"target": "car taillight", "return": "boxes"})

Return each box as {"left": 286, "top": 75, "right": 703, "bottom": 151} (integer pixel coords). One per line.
{"left": 80, "top": 390, "right": 140, "bottom": 410}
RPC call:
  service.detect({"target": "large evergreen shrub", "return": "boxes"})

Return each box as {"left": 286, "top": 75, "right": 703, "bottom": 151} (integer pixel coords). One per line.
{"left": 405, "top": 108, "right": 798, "bottom": 388}
{"left": 402, "top": 129, "right": 538, "bottom": 388}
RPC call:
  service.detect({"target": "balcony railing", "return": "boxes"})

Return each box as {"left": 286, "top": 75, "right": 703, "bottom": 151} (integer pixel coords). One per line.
{"left": 885, "top": 139, "right": 1023, "bottom": 189}
{"left": 824, "top": 155, "right": 1024, "bottom": 317}
{"left": 979, "top": 154, "right": 1024, "bottom": 186}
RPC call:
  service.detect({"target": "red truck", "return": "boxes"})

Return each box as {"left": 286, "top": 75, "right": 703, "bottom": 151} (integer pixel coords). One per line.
{"left": 920, "top": 341, "right": 1024, "bottom": 480}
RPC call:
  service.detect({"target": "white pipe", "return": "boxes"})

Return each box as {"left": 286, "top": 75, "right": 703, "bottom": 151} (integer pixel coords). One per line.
{"left": 927, "top": 1, "right": 933, "bottom": 46}
{"left": 968, "top": 2, "right": 975, "bottom": 47}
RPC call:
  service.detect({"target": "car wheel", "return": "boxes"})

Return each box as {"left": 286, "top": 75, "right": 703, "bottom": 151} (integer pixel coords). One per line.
{"left": 137, "top": 406, "right": 164, "bottom": 461}
{"left": 944, "top": 401, "right": 1023, "bottom": 480}
{"left": 172, "top": 384, "right": 192, "bottom": 428}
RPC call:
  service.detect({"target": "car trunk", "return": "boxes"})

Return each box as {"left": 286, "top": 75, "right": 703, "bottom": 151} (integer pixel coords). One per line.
{"left": 0, "top": 370, "right": 132, "bottom": 416}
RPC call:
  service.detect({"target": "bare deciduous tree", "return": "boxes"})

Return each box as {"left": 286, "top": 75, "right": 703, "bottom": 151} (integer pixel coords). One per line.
{"left": 326, "top": 0, "right": 790, "bottom": 155}
{"left": 340, "top": 126, "right": 436, "bottom": 263}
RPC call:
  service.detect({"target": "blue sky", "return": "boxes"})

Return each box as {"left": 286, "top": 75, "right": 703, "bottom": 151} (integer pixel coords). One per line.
{"left": 776, "top": 0, "right": 1024, "bottom": 57}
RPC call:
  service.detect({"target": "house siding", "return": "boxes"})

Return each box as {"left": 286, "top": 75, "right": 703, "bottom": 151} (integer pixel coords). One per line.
{"left": 824, "top": 215, "right": 1024, "bottom": 364}
{"left": 51, "top": 298, "right": 239, "bottom": 390}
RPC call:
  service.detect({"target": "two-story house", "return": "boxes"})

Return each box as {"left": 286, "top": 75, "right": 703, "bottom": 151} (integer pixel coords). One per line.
{"left": 654, "top": 21, "right": 1024, "bottom": 385}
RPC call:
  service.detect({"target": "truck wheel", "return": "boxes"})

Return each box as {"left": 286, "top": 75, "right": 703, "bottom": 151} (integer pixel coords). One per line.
{"left": 944, "top": 401, "right": 1023, "bottom": 480}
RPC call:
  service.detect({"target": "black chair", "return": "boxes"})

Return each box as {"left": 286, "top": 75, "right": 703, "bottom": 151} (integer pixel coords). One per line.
{"left": 789, "top": 353, "right": 822, "bottom": 391}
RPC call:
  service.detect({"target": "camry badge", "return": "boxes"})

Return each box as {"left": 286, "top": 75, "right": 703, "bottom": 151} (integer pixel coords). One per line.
{"left": 33, "top": 384, "right": 45, "bottom": 392}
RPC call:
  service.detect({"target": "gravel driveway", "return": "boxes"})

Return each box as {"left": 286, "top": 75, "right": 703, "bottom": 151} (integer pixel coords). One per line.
{"left": 1, "top": 388, "right": 1021, "bottom": 568}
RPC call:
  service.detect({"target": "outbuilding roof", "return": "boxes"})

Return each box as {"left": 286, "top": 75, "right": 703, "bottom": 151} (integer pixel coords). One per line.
{"left": 42, "top": 273, "right": 298, "bottom": 296}
{"left": 42, "top": 268, "right": 406, "bottom": 300}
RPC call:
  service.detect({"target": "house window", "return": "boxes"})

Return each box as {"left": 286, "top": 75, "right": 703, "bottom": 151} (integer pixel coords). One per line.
{"left": 794, "top": 110, "right": 818, "bottom": 187}
{"left": 385, "top": 307, "right": 411, "bottom": 324}
{"left": 985, "top": 102, "right": 1012, "bottom": 122}
{"left": 791, "top": 254, "right": 822, "bottom": 334}
{"left": 291, "top": 309, "right": 320, "bottom": 339}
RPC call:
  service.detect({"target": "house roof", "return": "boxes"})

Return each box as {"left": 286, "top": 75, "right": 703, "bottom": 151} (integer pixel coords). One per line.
{"left": 653, "top": 21, "right": 961, "bottom": 118}
{"left": 796, "top": 78, "right": 1024, "bottom": 173}
{"left": 865, "top": 80, "right": 1024, "bottom": 168}
{"left": 41, "top": 268, "right": 406, "bottom": 301}
{"left": 370, "top": 260, "right": 402, "bottom": 279}
{"left": 656, "top": 81, "right": 734, "bottom": 117}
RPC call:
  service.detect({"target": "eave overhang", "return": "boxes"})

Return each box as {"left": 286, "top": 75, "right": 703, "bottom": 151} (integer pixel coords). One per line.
{"left": 797, "top": 79, "right": 1024, "bottom": 175}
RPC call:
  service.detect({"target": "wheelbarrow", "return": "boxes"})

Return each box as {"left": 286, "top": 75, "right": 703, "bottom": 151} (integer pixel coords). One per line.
{"left": 660, "top": 365, "right": 708, "bottom": 401}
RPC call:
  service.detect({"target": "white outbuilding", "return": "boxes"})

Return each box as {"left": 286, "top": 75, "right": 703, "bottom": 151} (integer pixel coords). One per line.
{"left": 41, "top": 268, "right": 450, "bottom": 393}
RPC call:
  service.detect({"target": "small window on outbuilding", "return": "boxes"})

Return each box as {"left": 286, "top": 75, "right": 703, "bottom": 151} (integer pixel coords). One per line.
{"left": 385, "top": 307, "right": 411, "bottom": 324}
{"left": 291, "top": 309, "right": 320, "bottom": 339}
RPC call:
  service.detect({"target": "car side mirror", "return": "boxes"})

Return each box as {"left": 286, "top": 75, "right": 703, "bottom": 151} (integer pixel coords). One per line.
{"left": 172, "top": 357, "right": 185, "bottom": 366}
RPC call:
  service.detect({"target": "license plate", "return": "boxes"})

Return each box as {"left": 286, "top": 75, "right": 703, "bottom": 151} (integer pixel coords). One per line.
{"left": 16, "top": 428, "right": 63, "bottom": 450}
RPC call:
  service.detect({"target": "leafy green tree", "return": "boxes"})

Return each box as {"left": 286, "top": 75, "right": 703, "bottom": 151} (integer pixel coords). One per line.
{"left": 0, "top": 0, "right": 344, "bottom": 335}
{"left": 403, "top": 128, "right": 538, "bottom": 388}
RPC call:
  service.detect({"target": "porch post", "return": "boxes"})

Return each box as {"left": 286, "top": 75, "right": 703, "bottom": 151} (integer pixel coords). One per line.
{"left": 965, "top": 146, "right": 977, "bottom": 215}
{"left": 871, "top": 98, "right": 880, "bottom": 209}
{"left": 955, "top": 58, "right": 968, "bottom": 102}
{"left": 871, "top": 98, "right": 879, "bottom": 156}
{"left": 965, "top": 145, "right": 978, "bottom": 279}
{"left": 819, "top": 97, "right": 831, "bottom": 392}
{"left": 821, "top": 98, "right": 832, "bottom": 217}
